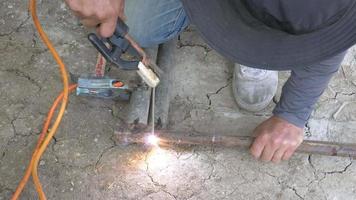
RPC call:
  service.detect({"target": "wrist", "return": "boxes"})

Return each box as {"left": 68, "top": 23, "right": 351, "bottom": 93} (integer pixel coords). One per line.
{"left": 272, "top": 110, "right": 306, "bottom": 128}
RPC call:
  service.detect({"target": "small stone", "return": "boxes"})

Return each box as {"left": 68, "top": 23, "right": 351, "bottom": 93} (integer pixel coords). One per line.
{"left": 8, "top": 5, "right": 13, "bottom": 9}
{"left": 60, "top": 3, "right": 66, "bottom": 10}
{"left": 39, "top": 160, "right": 45, "bottom": 166}
{"left": 94, "top": 138, "right": 98, "bottom": 142}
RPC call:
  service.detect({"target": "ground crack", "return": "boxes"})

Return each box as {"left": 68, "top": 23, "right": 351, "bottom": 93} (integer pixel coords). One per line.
{"left": 3, "top": 68, "right": 42, "bottom": 92}
{"left": 0, "top": 152, "right": 5, "bottom": 164}
{"left": 94, "top": 145, "right": 116, "bottom": 171}
{"left": 0, "top": 183, "right": 14, "bottom": 195}
{"left": 143, "top": 152, "right": 178, "bottom": 200}
{"left": 206, "top": 78, "right": 232, "bottom": 109}
{"left": 334, "top": 91, "right": 356, "bottom": 99}
{"left": 264, "top": 171, "right": 304, "bottom": 200}
{"left": 307, "top": 155, "right": 353, "bottom": 187}
{"left": 286, "top": 185, "right": 305, "bottom": 200}
{"left": 177, "top": 37, "right": 211, "bottom": 53}
{"left": 0, "top": 11, "right": 30, "bottom": 37}
{"left": 304, "top": 123, "right": 312, "bottom": 138}
{"left": 324, "top": 158, "right": 352, "bottom": 175}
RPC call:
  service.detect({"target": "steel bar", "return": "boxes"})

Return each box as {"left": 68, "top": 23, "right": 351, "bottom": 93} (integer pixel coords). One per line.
{"left": 116, "top": 130, "right": 356, "bottom": 159}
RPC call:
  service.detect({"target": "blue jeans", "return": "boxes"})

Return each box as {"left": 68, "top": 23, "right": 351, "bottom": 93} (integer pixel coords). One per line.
{"left": 125, "top": 0, "right": 346, "bottom": 127}
{"left": 125, "top": 0, "right": 189, "bottom": 47}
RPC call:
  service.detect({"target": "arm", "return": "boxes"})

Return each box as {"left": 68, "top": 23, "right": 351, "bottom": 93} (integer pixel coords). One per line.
{"left": 250, "top": 51, "right": 347, "bottom": 163}
{"left": 273, "top": 51, "right": 347, "bottom": 127}
{"left": 65, "top": 0, "right": 125, "bottom": 37}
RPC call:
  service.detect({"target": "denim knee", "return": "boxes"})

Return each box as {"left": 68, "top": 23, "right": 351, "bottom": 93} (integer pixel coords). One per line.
{"left": 124, "top": 0, "right": 189, "bottom": 47}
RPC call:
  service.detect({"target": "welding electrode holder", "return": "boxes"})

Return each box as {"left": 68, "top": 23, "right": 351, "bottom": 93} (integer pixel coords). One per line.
{"left": 88, "top": 18, "right": 141, "bottom": 70}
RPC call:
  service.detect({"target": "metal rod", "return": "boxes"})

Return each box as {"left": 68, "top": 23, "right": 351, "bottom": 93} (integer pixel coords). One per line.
{"left": 116, "top": 130, "right": 356, "bottom": 159}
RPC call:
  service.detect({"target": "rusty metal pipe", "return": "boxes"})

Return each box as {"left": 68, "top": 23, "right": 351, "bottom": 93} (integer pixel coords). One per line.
{"left": 116, "top": 130, "right": 356, "bottom": 159}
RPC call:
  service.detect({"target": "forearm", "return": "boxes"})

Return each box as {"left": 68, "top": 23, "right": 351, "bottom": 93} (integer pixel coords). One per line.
{"left": 273, "top": 51, "right": 347, "bottom": 127}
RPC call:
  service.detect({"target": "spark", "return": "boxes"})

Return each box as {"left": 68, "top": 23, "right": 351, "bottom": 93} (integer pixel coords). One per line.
{"left": 146, "top": 147, "right": 173, "bottom": 170}
{"left": 145, "top": 134, "right": 160, "bottom": 147}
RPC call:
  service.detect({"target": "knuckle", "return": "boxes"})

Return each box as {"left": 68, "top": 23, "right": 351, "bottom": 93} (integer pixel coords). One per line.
{"left": 67, "top": 1, "right": 82, "bottom": 12}
{"left": 69, "top": 5, "right": 80, "bottom": 13}
{"left": 271, "top": 138, "right": 282, "bottom": 146}
{"left": 81, "top": 9, "right": 93, "bottom": 18}
{"left": 289, "top": 141, "right": 299, "bottom": 147}
{"left": 103, "top": 7, "right": 116, "bottom": 18}
{"left": 281, "top": 140, "right": 289, "bottom": 146}
{"left": 65, "top": 0, "right": 75, "bottom": 8}
{"left": 95, "top": 10, "right": 107, "bottom": 20}
{"left": 260, "top": 133, "right": 269, "bottom": 142}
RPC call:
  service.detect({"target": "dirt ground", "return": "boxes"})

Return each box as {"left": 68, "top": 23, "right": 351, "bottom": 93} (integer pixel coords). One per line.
{"left": 1, "top": 1, "right": 356, "bottom": 200}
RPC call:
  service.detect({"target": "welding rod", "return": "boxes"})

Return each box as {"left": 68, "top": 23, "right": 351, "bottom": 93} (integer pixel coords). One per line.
{"left": 116, "top": 131, "right": 356, "bottom": 159}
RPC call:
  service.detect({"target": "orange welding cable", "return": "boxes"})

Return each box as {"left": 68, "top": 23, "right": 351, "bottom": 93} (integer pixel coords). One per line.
{"left": 11, "top": 84, "right": 77, "bottom": 200}
{"left": 12, "top": 0, "right": 71, "bottom": 199}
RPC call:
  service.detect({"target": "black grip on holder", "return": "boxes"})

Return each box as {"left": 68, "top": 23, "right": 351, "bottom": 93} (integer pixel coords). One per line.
{"left": 88, "top": 18, "right": 140, "bottom": 70}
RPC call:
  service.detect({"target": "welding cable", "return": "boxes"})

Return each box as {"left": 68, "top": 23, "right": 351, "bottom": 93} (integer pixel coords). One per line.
{"left": 11, "top": 0, "right": 71, "bottom": 199}
{"left": 11, "top": 84, "right": 77, "bottom": 200}
{"left": 30, "top": 0, "right": 69, "bottom": 198}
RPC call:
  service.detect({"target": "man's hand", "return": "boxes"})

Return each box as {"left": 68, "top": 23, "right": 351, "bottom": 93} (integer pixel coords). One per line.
{"left": 65, "top": 0, "right": 125, "bottom": 37}
{"left": 250, "top": 116, "right": 303, "bottom": 163}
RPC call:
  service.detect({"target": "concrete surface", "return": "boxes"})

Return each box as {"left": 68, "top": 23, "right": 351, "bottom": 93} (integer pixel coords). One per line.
{"left": 1, "top": 1, "right": 356, "bottom": 199}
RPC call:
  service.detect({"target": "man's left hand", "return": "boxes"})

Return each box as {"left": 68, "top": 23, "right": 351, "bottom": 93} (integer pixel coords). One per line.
{"left": 250, "top": 116, "right": 304, "bottom": 163}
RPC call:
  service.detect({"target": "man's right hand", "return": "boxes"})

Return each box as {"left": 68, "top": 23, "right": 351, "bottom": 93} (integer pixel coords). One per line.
{"left": 65, "top": 0, "right": 125, "bottom": 37}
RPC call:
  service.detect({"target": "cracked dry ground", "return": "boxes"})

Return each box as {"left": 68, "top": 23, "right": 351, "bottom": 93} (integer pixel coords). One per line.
{"left": 1, "top": 1, "right": 356, "bottom": 200}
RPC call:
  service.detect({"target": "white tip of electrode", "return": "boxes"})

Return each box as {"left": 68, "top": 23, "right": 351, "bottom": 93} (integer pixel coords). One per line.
{"left": 137, "top": 62, "right": 160, "bottom": 88}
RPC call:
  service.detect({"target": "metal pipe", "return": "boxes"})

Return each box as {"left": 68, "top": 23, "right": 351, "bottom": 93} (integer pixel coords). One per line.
{"left": 116, "top": 130, "right": 356, "bottom": 159}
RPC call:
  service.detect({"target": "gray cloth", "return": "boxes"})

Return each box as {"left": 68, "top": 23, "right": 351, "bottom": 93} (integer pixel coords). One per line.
{"left": 273, "top": 51, "right": 347, "bottom": 127}
{"left": 125, "top": 0, "right": 347, "bottom": 127}
{"left": 244, "top": 0, "right": 352, "bottom": 34}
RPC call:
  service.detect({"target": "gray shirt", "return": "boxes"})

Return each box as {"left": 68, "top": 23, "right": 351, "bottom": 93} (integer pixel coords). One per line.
{"left": 273, "top": 51, "right": 347, "bottom": 127}
{"left": 244, "top": 0, "right": 350, "bottom": 127}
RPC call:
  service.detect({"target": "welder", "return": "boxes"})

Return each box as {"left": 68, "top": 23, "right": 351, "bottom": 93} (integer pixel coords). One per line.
{"left": 64, "top": 0, "right": 356, "bottom": 163}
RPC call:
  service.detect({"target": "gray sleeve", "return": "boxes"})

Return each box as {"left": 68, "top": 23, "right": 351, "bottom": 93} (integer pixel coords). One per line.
{"left": 273, "top": 51, "right": 347, "bottom": 128}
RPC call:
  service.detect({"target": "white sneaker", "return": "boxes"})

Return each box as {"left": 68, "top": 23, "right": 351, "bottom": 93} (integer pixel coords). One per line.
{"left": 232, "top": 64, "right": 278, "bottom": 112}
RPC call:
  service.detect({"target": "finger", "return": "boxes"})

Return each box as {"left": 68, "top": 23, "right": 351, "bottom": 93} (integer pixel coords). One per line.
{"left": 81, "top": 18, "right": 100, "bottom": 27}
{"left": 250, "top": 137, "right": 266, "bottom": 159}
{"left": 97, "top": 18, "right": 117, "bottom": 38}
{"left": 261, "top": 144, "right": 277, "bottom": 162}
{"left": 69, "top": 10, "right": 82, "bottom": 18}
{"left": 118, "top": 0, "right": 126, "bottom": 20}
{"left": 65, "top": 0, "right": 81, "bottom": 12}
{"left": 271, "top": 146, "right": 288, "bottom": 163}
{"left": 282, "top": 148, "right": 296, "bottom": 161}
{"left": 119, "top": 14, "right": 127, "bottom": 21}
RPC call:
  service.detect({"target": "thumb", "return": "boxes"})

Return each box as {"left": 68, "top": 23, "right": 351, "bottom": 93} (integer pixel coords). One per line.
{"left": 97, "top": 18, "right": 117, "bottom": 38}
